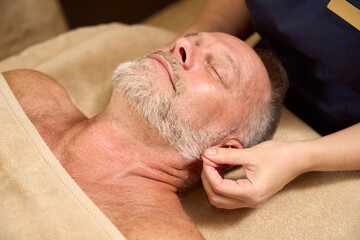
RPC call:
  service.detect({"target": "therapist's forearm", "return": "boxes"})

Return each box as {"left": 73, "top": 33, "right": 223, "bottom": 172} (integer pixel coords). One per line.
{"left": 182, "top": 0, "right": 254, "bottom": 39}
{"left": 301, "top": 123, "right": 360, "bottom": 173}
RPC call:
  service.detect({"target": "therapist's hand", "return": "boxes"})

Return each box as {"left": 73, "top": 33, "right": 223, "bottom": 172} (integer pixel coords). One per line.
{"left": 201, "top": 140, "right": 309, "bottom": 209}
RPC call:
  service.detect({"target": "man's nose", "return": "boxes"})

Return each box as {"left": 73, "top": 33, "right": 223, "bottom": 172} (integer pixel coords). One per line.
{"left": 173, "top": 37, "right": 196, "bottom": 70}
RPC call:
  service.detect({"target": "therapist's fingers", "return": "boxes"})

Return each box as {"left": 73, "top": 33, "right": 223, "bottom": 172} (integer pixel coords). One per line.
{"left": 202, "top": 158, "right": 254, "bottom": 202}
{"left": 201, "top": 170, "right": 247, "bottom": 209}
{"left": 202, "top": 147, "right": 250, "bottom": 165}
{"left": 200, "top": 155, "right": 234, "bottom": 169}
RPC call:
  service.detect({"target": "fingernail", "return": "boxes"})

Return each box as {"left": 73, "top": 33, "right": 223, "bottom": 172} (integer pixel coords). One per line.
{"left": 204, "top": 148, "right": 216, "bottom": 156}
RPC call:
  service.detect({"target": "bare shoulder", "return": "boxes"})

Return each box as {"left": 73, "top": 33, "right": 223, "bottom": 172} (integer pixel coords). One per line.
{"left": 2, "top": 69, "right": 83, "bottom": 114}
{"left": 3, "top": 69, "right": 69, "bottom": 106}
{"left": 2, "top": 69, "right": 85, "bottom": 132}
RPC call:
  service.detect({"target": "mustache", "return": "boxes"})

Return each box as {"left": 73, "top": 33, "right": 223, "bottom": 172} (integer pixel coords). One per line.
{"left": 143, "top": 50, "right": 184, "bottom": 94}
{"left": 145, "top": 50, "right": 180, "bottom": 70}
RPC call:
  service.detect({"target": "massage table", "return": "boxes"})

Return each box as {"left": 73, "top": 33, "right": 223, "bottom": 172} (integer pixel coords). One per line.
{"left": 0, "top": 23, "right": 359, "bottom": 240}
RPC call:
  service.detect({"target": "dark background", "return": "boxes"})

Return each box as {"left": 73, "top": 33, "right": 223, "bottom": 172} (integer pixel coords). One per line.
{"left": 59, "top": 0, "right": 177, "bottom": 29}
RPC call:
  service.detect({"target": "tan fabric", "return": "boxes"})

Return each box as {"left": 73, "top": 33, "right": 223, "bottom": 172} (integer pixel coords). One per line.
{"left": 0, "top": 0, "right": 68, "bottom": 61}
{"left": 0, "top": 23, "right": 359, "bottom": 239}
{"left": 183, "top": 165, "right": 360, "bottom": 240}
{"left": 0, "top": 74, "right": 125, "bottom": 240}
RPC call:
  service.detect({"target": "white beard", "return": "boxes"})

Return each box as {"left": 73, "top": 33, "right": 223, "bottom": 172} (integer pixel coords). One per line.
{"left": 112, "top": 51, "right": 230, "bottom": 161}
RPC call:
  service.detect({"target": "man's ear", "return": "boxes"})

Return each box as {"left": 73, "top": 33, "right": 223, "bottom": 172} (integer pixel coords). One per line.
{"left": 219, "top": 138, "right": 243, "bottom": 149}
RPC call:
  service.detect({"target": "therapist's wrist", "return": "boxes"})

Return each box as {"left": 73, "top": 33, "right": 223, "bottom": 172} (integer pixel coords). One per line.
{"left": 292, "top": 140, "right": 320, "bottom": 174}
{"left": 277, "top": 140, "right": 315, "bottom": 178}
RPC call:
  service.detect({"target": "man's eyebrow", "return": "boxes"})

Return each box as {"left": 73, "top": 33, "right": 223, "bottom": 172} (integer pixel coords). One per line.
{"left": 225, "top": 53, "right": 241, "bottom": 81}
{"left": 184, "top": 32, "right": 201, "bottom": 46}
{"left": 184, "top": 32, "right": 200, "bottom": 38}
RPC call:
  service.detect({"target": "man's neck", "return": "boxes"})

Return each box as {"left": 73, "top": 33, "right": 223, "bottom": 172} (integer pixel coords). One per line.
{"left": 51, "top": 112, "right": 201, "bottom": 193}
{"left": 48, "top": 113, "right": 203, "bottom": 239}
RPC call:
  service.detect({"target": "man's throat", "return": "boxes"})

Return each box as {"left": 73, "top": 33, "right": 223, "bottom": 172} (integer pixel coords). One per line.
{"left": 51, "top": 117, "right": 198, "bottom": 193}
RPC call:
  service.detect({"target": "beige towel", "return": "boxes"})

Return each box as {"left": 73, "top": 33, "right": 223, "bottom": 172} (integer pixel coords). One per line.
{"left": 1, "top": 23, "right": 359, "bottom": 240}
{"left": 0, "top": 73, "right": 125, "bottom": 240}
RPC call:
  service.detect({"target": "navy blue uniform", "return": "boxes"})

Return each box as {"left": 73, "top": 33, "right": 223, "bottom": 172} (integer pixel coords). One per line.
{"left": 246, "top": 0, "right": 360, "bottom": 135}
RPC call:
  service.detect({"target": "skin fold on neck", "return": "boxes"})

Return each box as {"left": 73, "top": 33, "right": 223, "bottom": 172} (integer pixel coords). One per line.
{"left": 51, "top": 112, "right": 200, "bottom": 192}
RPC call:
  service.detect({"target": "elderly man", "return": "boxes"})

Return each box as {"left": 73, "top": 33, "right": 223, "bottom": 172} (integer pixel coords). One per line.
{"left": 3, "top": 32, "right": 287, "bottom": 239}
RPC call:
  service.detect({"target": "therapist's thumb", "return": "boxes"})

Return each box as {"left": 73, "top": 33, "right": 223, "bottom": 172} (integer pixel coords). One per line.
{"left": 202, "top": 147, "right": 247, "bottom": 165}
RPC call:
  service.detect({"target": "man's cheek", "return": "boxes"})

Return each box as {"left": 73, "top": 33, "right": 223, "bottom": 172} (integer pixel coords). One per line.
{"left": 173, "top": 93, "right": 222, "bottom": 128}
